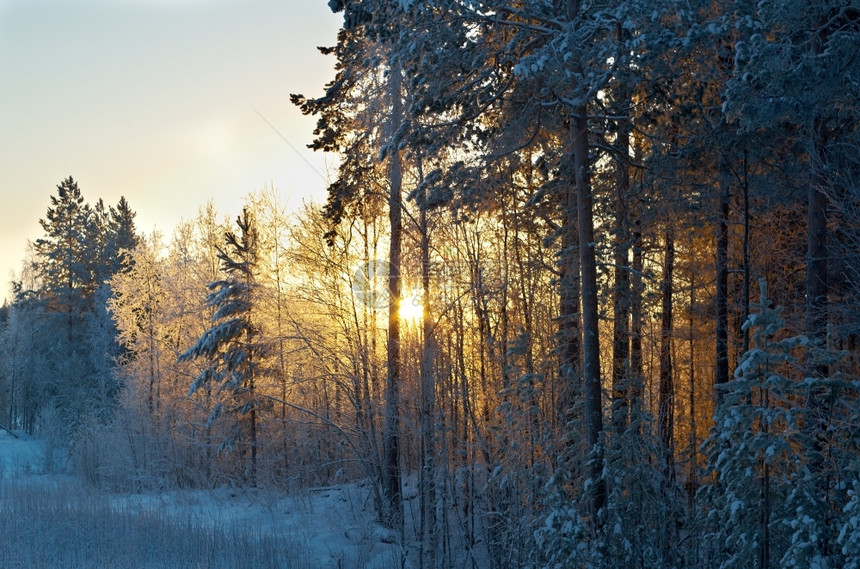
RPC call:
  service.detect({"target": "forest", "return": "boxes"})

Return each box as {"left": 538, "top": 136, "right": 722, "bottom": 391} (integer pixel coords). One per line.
{"left": 1, "top": 1, "right": 859, "bottom": 568}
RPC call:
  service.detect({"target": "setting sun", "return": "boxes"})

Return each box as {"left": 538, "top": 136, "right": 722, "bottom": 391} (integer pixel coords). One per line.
{"left": 398, "top": 291, "right": 424, "bottom": 322}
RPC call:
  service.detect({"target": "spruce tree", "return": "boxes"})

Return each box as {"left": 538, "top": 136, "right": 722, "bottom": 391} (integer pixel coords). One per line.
{"left": 700, "top": 280, "right": 799, "bottom": 568}
{"left": 179, "top": 208, "right": 267, "bottom": 487}
{"left": 700, "top": 279, "right": 858, "bottom": 568}
{"left": 28, "top": 178, "right": 140, "bottom": 429}
{"left": 106, "top": 196, "right": 138, "bottom": 276}
{"left": 35, "top": 177, "right": 92, "bottom": 332}
{"left": 31, "top": 177, "right": 101, "bottom": 425}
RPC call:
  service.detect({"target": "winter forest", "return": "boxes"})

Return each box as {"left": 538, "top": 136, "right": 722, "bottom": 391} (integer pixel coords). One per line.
{"left": 2, "top": 1, "right": 860, "bottom": 568}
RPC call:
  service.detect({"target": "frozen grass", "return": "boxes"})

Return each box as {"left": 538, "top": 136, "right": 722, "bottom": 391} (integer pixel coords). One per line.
{"left": 0, "top": 431, "right": 407, "bottom": 569}
{"left": 0, "top": 478, "right": 321, "bottom": 569}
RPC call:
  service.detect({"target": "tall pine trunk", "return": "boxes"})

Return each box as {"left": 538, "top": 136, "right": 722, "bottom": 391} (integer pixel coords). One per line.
{"left": 558, "top": 181, "right": 581, "bottom": 444}
{"left": 611, "top": 122, "right": 631, "bottom": 436}
{"left": 558, "top": 178, "right": 581, "bottom": 441}
{"left": 572, "top": 103, "right": 605, "bottom": 519}
{"left": 806, "top": 116, "right": 828, "bottom": 375}
{"left": 658, "top": 230, "right": 676, "bottom": 561}
{"left": 557, "top": 1, "right": 605, "bottom": 522}
{"left": 418, "top": 162, "right": 437, "bottom": 569}
{"left": 382, "top": 60, "right": 404, "bottom": 535}
{"left": 630, "top": 228, "right": 645, "bottom": 432}
{"left": 658, "top": 231, "right": 675, "bottom": 470}
{"left": 716, "top": 157, "right": 730, "bottom": 395}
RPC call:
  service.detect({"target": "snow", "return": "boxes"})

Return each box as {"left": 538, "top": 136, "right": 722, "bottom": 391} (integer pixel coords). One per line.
{"left": 0, "top": 430, "right": 42, "bottom": 477}
{"left": 730, "top": 499, "right": 743, "bottom": 517}
{"left": 0, "top": 430, "right": 407, "bottom": 568}
{"left": 114, "top": 484, "right": 403, "bottom": 569}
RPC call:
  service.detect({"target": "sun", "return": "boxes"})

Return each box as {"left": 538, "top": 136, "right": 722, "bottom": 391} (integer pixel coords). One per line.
{"left": 398, "top": 291, "right": 424, "bottom": 322}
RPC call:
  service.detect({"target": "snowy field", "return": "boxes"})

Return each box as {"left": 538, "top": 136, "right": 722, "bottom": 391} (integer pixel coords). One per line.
{"left": 0, "top": 430, "right": 406, "bottom": 569}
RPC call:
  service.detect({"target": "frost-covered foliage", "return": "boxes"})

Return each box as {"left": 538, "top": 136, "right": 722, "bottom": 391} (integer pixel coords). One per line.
{"left": 600, "top": 424, "right": 684, "bottom": 568}
{"left": 533, "top": 467, "right": 596, "bottom": 569}
{"left": 779, "top": 365, "right": 860, "bottom": 569}
{"left": 534, "top": 423, "right": 683, "bottom": 569}
{"left": 725, "top": 1, "right": 860, "bottom": 132}
{"left": 700, "top": 285, "right": 802, "bottom": 567}
{"left": 700, "top": 281, "right": 860, "bottom": 569}
{"left": 179, "top": 208, "right": 268, "bottom": 486}
{"left": 0, "top": 178, "right": 139, "bottom": 436}
{"left": 181, "top": 209, "right": 263, "bottom": 397}
{"left": 840, "top": 481, "right": 860, "bottom": 569}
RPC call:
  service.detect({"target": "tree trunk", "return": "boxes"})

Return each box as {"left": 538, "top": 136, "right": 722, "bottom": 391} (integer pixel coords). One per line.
{"left": 573, "top": 103, "right": 605, "bottom": 519}
{"left": 805, "top": 115, "right": 832, "bottom": 549}
{"left": 716, "top": 157, "right": 730, "bottom": 395}
{"left": 382, "top": 61, "right": 404, "bottom": 535}
{"left": 561, "top": 0, "right": 605, "bottom": 520}
{"left": 419, "top": 161, "right": 437, "bottom": 569}
{"left": 658, "top": 231, "right": 675, "bottom": 471}
{"left": 558, "top": 175, "right": 581, "bottom": 441}
{"left": 759, "top": 386, "right": 771, "bottom": 569}
{"left": 611, "top": 122, "right": 631, "bottom": 436}
{"left": 249, "top": 380, "right": 257, "bottom": 488}
{"left": 630, "top": 228, "right": 645, "bottom": 433}
{"left": 806, "top": 115, "right": 828, "bottom": 376}
{"left": 742, "top": 151, "right": 751, "bottom": 355}
{"left": 687, "top": 274, "right": 698, "bottom": 511}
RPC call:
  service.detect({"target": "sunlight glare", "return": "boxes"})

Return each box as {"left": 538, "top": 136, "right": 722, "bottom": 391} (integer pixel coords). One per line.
{"left": 398, "top": 291, "right": 424, "bottom": 322}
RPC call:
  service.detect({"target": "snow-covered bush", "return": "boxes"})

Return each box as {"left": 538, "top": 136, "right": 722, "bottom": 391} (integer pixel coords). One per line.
{"left": 839, "top": 480, "right": 860, "bottom": 569}
{"left": 700, "top": 280, "right": 859, "bottom": 569}
{"left": 533, "top": 472, "right": 596, "bottom": 569}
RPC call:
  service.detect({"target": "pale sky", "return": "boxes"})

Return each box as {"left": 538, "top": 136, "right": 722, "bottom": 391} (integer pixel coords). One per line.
{"left": 0, "top": 0, "right": 342, "bottom": 301}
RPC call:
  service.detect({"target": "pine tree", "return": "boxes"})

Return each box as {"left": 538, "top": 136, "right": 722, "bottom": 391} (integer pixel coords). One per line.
{"left": 30, "top": 177, "right": 104, "bottom": 426}
{"left": 700, "top": 280, "right": 799, "bottom": 568}
{"left": 840, "top": 482, "right": 860, "bottom": 569}
{"left": 178, "top": 208, "right": 267, "bottom": 487}
{"left": 107, "top": 196, "right": 138, "bottom": 274}
{"left": 700, "top": 279, "right": 858, "bottom": 568}
{"left": 295, "top": 1, "right": 409, "bottom": 533}
{"left": 35, "top": 176, "right": 93, "bottom": 334}
{"left": 84, "top": 196, "right": 139, "bottom": 411}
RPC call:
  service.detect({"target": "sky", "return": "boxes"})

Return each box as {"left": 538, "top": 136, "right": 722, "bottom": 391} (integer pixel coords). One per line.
{"left": 0, "top": 0, "right": 343, "bottom": 301}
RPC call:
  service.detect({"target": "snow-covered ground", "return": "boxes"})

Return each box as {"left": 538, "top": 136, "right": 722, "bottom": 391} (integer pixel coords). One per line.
{"left": 0, "top": 430, "right": 407, "bottom": 569}
{"left": 0, "top": 429, "right": 42, "bottom": 478}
